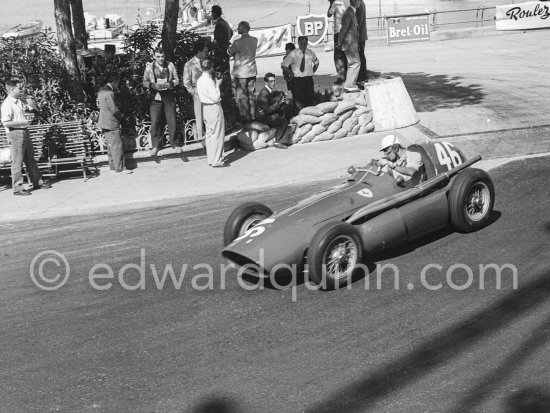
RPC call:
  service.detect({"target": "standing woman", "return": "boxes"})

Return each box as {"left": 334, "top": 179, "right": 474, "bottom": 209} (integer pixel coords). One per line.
{"left": 196, "top": 59, "right": 227, "bottom": 167}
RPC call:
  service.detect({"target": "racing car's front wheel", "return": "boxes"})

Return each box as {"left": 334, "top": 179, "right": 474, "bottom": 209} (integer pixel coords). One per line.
{"left": 223, "top": 202, "right": 273, "bottom": 246}
{"left": 449, "top": 168, "right": 495, "bottom": 233}
{"left": 307, "top": 222, "right": 363, "bottom": 290}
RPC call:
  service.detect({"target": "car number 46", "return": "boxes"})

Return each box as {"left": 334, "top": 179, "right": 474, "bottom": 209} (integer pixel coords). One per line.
{"left": 435, "top": 142, "right": 463, "bottom": 171}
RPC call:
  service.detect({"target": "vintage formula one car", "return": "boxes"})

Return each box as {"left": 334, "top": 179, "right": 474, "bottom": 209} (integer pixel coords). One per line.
{"left": 222, "top": 141, "right": 495, "bottom": 289}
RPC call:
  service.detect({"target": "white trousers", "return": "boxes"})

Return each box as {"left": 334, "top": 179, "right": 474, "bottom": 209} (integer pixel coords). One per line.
{"left": 203, "top": 103, "right": 225, "bottom": 165}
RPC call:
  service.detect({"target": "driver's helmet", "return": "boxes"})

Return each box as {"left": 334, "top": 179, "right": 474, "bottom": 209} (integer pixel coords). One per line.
{"left": 380, "top": 134, "right": 400, "bottom": 152}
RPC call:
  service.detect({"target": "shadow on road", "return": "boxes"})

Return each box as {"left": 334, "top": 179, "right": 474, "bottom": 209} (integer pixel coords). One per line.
{"left": 304, "top": 267, "right": 550, "bottom": 413}
{"left": 387, "top": 72, "right": 485, "bottom": 113}
{"left": 188, "top": 393, "right": 248, "bottom": 413}
{"left": 504, "top": 386, "right": 550, "bottom": 413}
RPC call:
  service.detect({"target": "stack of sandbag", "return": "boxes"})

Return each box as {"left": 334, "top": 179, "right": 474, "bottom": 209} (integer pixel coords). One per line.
{"left": 290, "top": 96, "right": 375, "bottom": 144}
{"left": 236, "top": 121, "right": 297, "bottom": 151}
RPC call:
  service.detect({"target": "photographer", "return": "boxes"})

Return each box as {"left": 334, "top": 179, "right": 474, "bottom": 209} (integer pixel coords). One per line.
{"left": 256, "top": 73, "right": 289, "bottom": 146}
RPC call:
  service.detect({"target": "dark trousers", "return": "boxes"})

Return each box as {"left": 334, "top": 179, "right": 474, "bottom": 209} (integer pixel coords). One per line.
{"left": 291, "top": 76, "right": 315, "bottom": 112}
{"left": 9, "top": 130, "right": 42, "bottom": 191}
{"left": 234, "top": 77, "right": 256, "bottom": 123}
{"left": 259, "top": 113, "right": 288, "bottom": 141}
{"left": 358, "top": 41, "right": 368, "bottom": 82}
{"left": 150, "top": 94, "right": 177, "bottom": 149}
{"left": 334, "top": 33, "right": 348, "bottom": 81}
{"left": 104, "top": 129, "right": 125, "bottom": 172}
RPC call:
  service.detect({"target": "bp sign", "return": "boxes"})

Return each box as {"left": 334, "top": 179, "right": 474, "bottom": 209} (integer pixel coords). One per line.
{"left": 296, "top": 14, "right": 329, "bottom": 46}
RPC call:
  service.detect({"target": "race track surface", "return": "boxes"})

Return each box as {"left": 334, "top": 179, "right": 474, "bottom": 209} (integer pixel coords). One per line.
{"left": 0, "top": 157, "right": 549, "bottom": 413}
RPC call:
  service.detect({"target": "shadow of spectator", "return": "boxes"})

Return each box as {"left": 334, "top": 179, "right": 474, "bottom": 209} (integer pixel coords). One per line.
{"left": 188, "top": 393, "right": 248, "bottom": 413}
{"left": 504, "top": 386, "right": 550, "bottom": 413}
{"left": 304, "top": 267, "right": 550, "bottom": 413}
{"left": 224, "top": 147, "right": 252, "bottom": 165}
{"left": 387, "top": 72, "right": 485, "bottom": 112}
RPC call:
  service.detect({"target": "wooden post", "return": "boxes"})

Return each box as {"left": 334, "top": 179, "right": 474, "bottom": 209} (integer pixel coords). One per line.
{"left": 364, "top": 76, "right": 419, "bottom": 132}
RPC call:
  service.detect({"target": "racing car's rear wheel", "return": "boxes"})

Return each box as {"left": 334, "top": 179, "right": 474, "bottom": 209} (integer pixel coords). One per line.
{"left": 449, "top": 168, "right": 495, "bottom": 233}
{"left": 223, "top": 202, "right": 273, "bottom": 246}
{"left": 307, "top": 222, "right": 363, "bottom": 290}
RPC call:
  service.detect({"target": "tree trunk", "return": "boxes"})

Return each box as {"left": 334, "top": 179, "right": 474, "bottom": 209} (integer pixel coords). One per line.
{"left": 70, "top": 0, "right": 88, "bottom": 50}
{"left": 161, "top": 0, "right": 179, "bottom": 62}
{"left": 54, "top": 0, "right": 85, "bottom": 102}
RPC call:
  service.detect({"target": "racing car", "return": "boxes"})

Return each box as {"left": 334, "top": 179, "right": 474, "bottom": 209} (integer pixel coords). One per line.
{"left": 222, "top": 141, "right": 495, "bottom": 290}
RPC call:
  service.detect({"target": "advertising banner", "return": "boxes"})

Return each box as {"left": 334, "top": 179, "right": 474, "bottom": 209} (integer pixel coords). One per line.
{"left": 496, "top": 1, "right": 550, "bottom": 30}
{"left": 386, "top": 13, "right": 430, "bottom": 45}
{"left": 232, "top": 24, "right": 292, "bottom": 57}
{"left": 295, "top": 14, "right": 329, "bottom": 46}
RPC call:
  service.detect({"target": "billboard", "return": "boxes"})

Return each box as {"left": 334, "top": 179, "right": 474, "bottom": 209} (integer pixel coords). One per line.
{"left": 231, "top": 24, "right": 292, "bottom": 57}
{"left": 386, "top": 13, "right": 430, "bottom": 45}
{"left": 496, "top": 1, "right": 550, "bottom": 30}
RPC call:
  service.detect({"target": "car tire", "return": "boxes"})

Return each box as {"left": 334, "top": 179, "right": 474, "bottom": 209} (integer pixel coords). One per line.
{"left": 449, "top": 168, "right": 495, "bottom": 233}
{"left": 223, "top": 202, "right": 273, "bottom": 246}
{"left": 307, "top": 222, "right": 363, "bottom": 290}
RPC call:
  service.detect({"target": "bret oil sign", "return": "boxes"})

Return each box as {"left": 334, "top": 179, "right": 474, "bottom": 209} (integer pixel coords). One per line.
{"left": 386, "top": 13, "right": 431, "bottom": 45}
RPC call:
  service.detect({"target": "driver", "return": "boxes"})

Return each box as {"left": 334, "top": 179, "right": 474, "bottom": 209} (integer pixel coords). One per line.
{"left": 378, "top": 134, "right": 423, "bottom": 183}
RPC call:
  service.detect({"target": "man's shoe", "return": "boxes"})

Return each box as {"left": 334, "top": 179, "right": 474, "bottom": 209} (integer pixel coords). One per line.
{"left": 211, "top": 162, "right": 229, "bottom": 168}
{"left": 172, "top": 146, "right": 183, "bottom": 154}
{"left": 115, "top": 169, "right": 133, "bottom": 174}
{"left": 38, "top": 180, "right": 52, "bottom": 189}
{"left": 150, "top": 148, "right": 159, "bottom": 157}
{"left": 14, "top": 189, "right": 31, "bottom": 196}
{"left": 344, "top": 87, "right": 361, "bottom": 93}
{"left": 271, "top": 142, "right": 288, "bottom": 149}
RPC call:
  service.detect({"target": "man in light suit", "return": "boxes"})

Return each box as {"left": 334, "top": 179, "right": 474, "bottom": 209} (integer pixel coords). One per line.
{"left": 228, "top": 20, "right": 258, "bottom": 123}
{"left": 337, "top": 0, "right": 360, "bottom": 92}
{"left": 97, "top": 73, "right": 132, "bottom": 174}
{"left": 183, "top": 40, "right": 209, "bottom": 141}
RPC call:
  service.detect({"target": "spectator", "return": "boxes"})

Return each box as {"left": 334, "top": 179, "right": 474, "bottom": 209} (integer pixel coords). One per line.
{"left": 256, "top": 73, "right": 289, "bottom": 147}
{"left": 1, "top": 78, "right": 51, "bottom": 196}
{"left": 378, "top": 134, "right": 423, "bottom": 183}
{"left": 281, "top": 36, "right": 319, "bottom": 111}
{"left": 183, "top": 6, "right": 208, "bottom": 32}
{"left": 196, "top": 60, "right": 227, "bottom": 167}
{"left": 183, "top": 40, "right": 209, "bottom": 142}
{"left": 327, "top": 0, "right": 349, "bottom": 82}
{"left": 97, "top": 73, "right": 132, "bottom": 174}
{"left": 142, "top": 47, "right": 180, "bottom": 157}
{"left": 211, "top": 5, "right": 233, "bottom": 75}
{"left": 356, "top": 0, "right": 368, "bottom": 83}
{"left": 228, "top": 21, "right": 258, "bottom": 123}
{"left": 338, "top": 0, "right": 360, "bottom": 92}
{"left": 282, "top": 42, "right": 295, "bottom": 91}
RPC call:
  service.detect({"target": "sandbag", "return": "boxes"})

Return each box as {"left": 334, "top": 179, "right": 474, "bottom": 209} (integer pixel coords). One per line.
{"left": 358, "top": 112, "right": 373, "bottom": 125}
{"left": 299, "top": 123, "right": 313, "bottom": 137}
{"left": 327, "top": 119, "right": 344, "bottom": 134}
{"left": 319, "top": 113, "right": 338, "bottom": 127}
{"left": 365, "top": 121, "right": 375, "bottom": 133}
{"left": 300, "top": 130, "right": 317, "bottom": 144}
{"left": 334, "top": 100, "right": 356, "bottom": 116}
{"left": 312, "top": 131, "right": 335, "bottom": 142}
{"left": 0, "top": 147, "right": 11, "bottom": 165}
{"left": 244, "top": 121, "right": 270, "bottom": 132}
{"left": 290, "top": 114, "right": 322, "bottom": 127}
{"left": 333, "top": 128, "right": 349, "bottom": 139}
{"left": 354, "top": 106, "right": 371, "bottom": 116}
{"left": 253, "top": 140, "right": 269, "bottom": 150}
{"left": 349, "top": 124, "right": 361, "bottom": 137}
{"left": 342, "top": 116, "right": 358, "bottom": 132}
{"left": 299, "top": 106, "right": 324, "bottom": 117}
{"left": 315, "top": 101, "right": 339, "bottom": 113}
{"left": 311, "top": 124, "right": 326, "bottom": 135}
{"left": 338, "top": 109, "right": 354, "bottom": 123}
{"left": 257, "top": 127, "right": 278, "bottom": 143}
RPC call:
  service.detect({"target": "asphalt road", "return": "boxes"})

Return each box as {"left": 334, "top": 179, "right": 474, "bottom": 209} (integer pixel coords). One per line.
{"left": 0, "top": 157, "right": 549, "bottom": 413}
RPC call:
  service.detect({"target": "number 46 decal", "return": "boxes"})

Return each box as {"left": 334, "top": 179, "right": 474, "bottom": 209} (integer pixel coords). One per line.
{"left": 434, "top": 142, "right": 463, "bottom": 171}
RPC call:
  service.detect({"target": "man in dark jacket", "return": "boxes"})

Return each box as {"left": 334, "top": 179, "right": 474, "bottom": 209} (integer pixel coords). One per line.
{"left": 97, "top": 73, "right": 131, "bottom": 174}
{"left": 256, "top": 73, "right": 289, "bottom": 144}
{"left": 356, "top": 0, "right": 368, "bottom": 83}
{"left": 211, "top": 5, "right": 233, "bottom": 75}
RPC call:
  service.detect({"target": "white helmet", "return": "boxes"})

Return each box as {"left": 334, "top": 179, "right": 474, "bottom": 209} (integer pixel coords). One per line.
{"left": 380, "top": 134, "right": 399, "bottom": 151}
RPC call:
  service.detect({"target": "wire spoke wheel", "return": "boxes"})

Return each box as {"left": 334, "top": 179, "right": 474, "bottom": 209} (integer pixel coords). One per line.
{"left": 323, "top": 235, "right": 358, "bottom": 280}
{"left": 465, "top": 182, "right": 490, "bottom": 221}
{"left": 238, "top": 214, "right": 268, "bottom": 237}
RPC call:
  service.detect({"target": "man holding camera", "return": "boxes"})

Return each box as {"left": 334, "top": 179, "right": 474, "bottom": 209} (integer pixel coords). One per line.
{"left": 257, "top": 73, "right": 289, "bottom": 145}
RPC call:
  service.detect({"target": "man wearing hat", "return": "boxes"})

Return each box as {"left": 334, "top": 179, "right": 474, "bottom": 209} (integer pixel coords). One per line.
{"left": 378, "top": 134, "right": 423, "bottom": 183}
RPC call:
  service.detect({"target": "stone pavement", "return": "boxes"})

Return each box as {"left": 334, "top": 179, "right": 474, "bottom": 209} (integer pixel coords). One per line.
{"left": 1, "top": 29, "right": 549, "bottom": 223}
